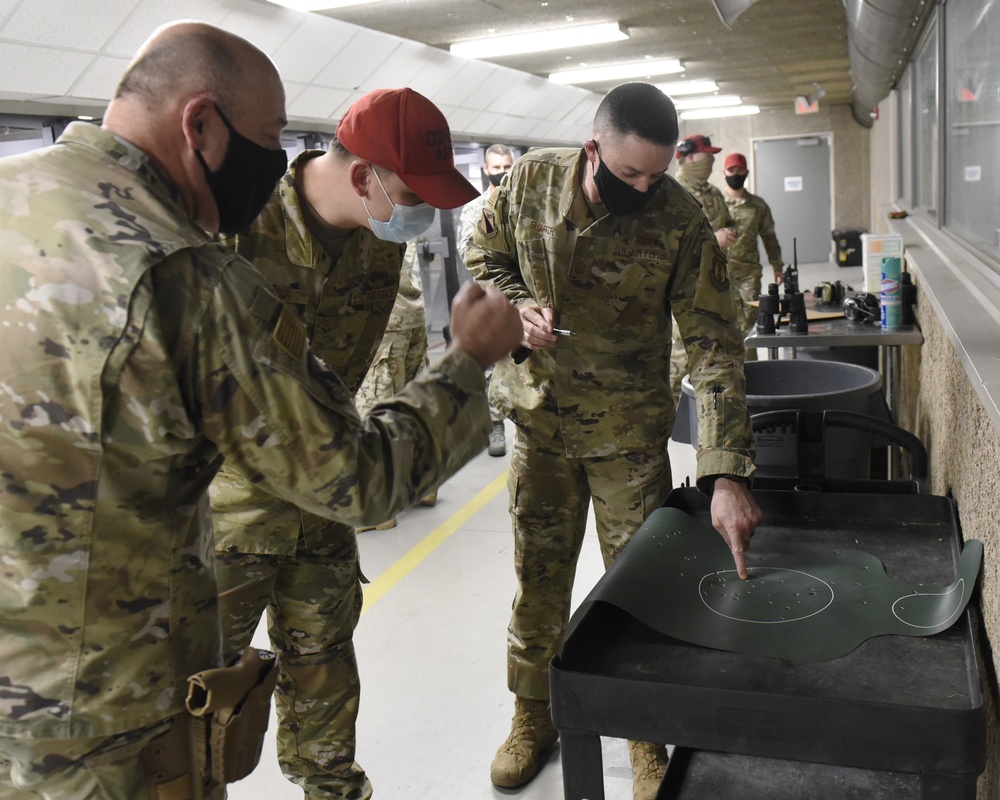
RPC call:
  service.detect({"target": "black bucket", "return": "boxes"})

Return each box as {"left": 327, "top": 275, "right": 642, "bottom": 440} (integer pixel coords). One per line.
{"left": 676, "top": 360, "right": 887, "bottom": 479}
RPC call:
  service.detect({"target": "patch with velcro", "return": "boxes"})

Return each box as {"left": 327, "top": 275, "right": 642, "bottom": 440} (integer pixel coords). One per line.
{"left": 272, "top": 302, "right": 306, "bottom": 360}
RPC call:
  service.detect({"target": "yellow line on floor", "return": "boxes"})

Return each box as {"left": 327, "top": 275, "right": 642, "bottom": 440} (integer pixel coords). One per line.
{"left": 360, "top": 469, "right": 508, "bottom": 616}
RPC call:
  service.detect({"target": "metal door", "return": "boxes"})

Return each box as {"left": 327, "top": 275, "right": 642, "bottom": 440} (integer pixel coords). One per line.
{"left": 752, "top": 135, "right": 833, "bottom": 263}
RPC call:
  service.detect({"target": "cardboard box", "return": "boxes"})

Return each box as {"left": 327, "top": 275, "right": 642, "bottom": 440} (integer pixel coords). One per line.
{"left": 861, "top": 233, "right": 903, "bottom": 293}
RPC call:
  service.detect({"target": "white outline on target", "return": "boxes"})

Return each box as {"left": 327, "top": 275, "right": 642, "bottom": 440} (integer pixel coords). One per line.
{"left": 699, "top": 567, "right": 835, "bottom": 624}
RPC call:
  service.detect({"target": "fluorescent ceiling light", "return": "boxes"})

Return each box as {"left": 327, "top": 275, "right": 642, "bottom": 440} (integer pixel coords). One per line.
{"left": 549, "top": 58, "right": 682, "bottom": 85}
{"left": 656, "top": 80, "right": 719, "bottom": 96}
{"left": 266, "top": 0, "right": 386, "bottom": 10}
{"left": 681, "top": 105, "right": 761, "bottom": 120}
{"left": 451, "top": 22, "right": 628, "bottom": 59}
{"left": 673, "top": 95, "right": 742, "bottom": 110}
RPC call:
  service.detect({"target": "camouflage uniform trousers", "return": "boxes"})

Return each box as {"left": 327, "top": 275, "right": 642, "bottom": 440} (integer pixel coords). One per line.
{"left": 728, "top": 258, "right": 764, "bottom": 361}
{"left": 485, "top": 366, "right": 504, "bottom": 425}
{"left": 216, "top": 524, "right": 370, "bottom": 800}
{"left": 355, "top": 325, "right": 429, "bottom": 412}
{"left": 505, "top": 425, "right": 673, "bottom": 699}
{"left": 0, "top": 718, "right": 225, "bottom": 800}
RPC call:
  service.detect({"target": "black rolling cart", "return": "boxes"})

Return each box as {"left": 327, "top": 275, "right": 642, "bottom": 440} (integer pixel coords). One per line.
{"left": 549, "top": 485, "right": 985, "bottom": 800}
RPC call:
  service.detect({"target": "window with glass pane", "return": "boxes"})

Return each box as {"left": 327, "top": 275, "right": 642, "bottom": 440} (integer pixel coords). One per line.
{"left": 913, "top": 20, "right": 938, "bottom": 216}
{"left": 945, "top": 0, "right": 1000, "bottom": 261}
{"left": 897, "top": 70, "right": 913, "bottom": 206}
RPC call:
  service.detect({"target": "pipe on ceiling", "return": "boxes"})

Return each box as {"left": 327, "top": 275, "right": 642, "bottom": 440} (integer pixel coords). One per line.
{"left": 844, "top": 0, "right": 938, "bottom": 127}
{"left": 712, "top": 0, "right": 762, "bottom": 29}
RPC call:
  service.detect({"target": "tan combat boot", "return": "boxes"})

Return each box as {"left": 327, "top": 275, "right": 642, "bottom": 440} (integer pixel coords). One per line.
{"left": 488, "top": 421, "right": 507, "bottom": 457}
{"left": 489, "top": 696, "right": 558, "bottom": 788}
{"left": 628, "top": 739, "right": 669, "bottom": 800}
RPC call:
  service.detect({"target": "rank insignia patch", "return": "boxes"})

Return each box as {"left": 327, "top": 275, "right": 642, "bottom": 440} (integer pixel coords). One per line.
{"left": 479, "top": 209, "right": 497, "bottom": 238}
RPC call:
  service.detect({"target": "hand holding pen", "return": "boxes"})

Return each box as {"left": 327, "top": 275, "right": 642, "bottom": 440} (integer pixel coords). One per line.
{"left": 512, "top": 306, "right": 574, "bottom": 362}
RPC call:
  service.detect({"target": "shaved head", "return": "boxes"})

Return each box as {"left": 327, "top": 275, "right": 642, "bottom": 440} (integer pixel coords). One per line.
{"left": 115, "top": 21, "right": 281, "bottom": 121}
{"left": 102, "top": 20, "right": 288, "bottom": 233}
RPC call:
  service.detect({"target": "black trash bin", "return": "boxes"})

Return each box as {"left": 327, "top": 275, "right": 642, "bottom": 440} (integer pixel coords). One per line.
{"left": 675, "top": 360, "right": 888, "bottom": 479}
{"left": 832, "top": 228, "right": 865, "bottom": 267}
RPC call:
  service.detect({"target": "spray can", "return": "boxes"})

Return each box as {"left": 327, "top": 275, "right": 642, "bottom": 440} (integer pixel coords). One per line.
{"left": 881, "top": 256, "right": 902, "bottom": 330}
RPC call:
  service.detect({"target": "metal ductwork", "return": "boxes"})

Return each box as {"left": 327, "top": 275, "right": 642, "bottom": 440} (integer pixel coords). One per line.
{"left": 711, "top": 0, "right": 762, "bottom": 29}
{"left": 844, "top": 0, "right": 938, "bottom": 127}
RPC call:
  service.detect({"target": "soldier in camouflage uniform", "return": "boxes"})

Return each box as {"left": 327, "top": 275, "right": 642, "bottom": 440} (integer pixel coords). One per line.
{"left": 722, "top": 152, "right": 784, "bottom": 352}
{"left": 456, "top": 143, "right": 515, "bottom": 457}
{"left": 669, "top": 134, "right": 738, "bottom": 402}
{"left": 210, "top": 88, "right": 479, "bottom": 800}
{"left": 0, "top": 24, "right": 520, "bottom": 799}
{"left": 466, "top": 83, "right": 762, "bottom": 800}
{"left": 354, "top": 239, "right": 433, "bottom": 525}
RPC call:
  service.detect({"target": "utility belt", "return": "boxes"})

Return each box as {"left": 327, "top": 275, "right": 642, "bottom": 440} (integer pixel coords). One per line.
{"left": 139, "top": 648, "right": 279, "bottom": 800}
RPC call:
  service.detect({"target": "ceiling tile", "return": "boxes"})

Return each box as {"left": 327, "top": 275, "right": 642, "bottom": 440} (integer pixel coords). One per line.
{"left": 481, "top": 112, "right": 529, "bottom": 139}
{"left": 102, "top": 0, "right": 229, "bottom": 57}
{"left": 468, "top": 110, "right": 507, "bottom": 135}
{"left": 1, "top": 0, "right": 134, "bottom": 50}
{"left": 406, "top": 49, "right": 465, "bottom": 99}
{"left": 270, "top": 13, "right": 360, "bottom": 84}
{"left": 434, "top": 104, "right": 480, "bottom": 133}
{"left": 0, "top": 43, "right": 95, "bottom": 95}
{"left": 430, "top": 60, "right": 498, "bottom": 107}
{"left": 521, "top": 83, "right": 574, "bottom": 120}
{"left": 485, "top": 75, "right": 550, "bottom": 116}
{"left": 351, "top": 38, "right": 436, "bottom": 94}
{"left": 327, "top": 90, "right": 366, "bottom": 123}
{"left": 554, "top": 120, "right": 589, "bottom": 143}
{"left": 0, "top": 0, "right": 21, "bottom": 25}
{"left": 541, "top": 90, "right": 594, "bottom": 123}
{"left": 69, "top": 55, "right": 132, "bottom": 101}
{"left": 311, "top": 27, "right": 401, "bottom": 89}
{"left": 282, "top": 80, "right": 308, "bottom": 108}
{"left": 286, "top": 85, "right": 353, "bottom": 121}
{"left": 524, "top": 118, "right": 563, "bottom": 142}
{"left": 217, "top": 0, "right": 305, "bottom": 54}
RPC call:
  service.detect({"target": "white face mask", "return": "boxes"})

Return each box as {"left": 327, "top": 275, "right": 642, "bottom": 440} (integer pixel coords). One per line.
{"left": 363, "top": 166, "right": 435, "bottom": 243}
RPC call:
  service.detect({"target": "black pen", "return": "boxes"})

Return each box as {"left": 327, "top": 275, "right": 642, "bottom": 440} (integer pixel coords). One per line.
{"left": 552, "top": 327, "right": 576, "bottom": 336}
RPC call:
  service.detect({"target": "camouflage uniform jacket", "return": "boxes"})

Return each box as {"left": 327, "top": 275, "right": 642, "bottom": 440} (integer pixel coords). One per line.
{"left": 467, "top": 147, "right": 755, "bottom": 481}
{"left": 725, "top": 190, "right": 783, "bottom": 271}
{"left": 384, "top": 240, "right": 426, "bottom": 332}
{"left": 212, "top": 151, "right": 402, "bottom": 556}
{"left": 0, "top": 123, "right": 489, "bottom": 739}
{"left": 456, "top": 189, "right": 489, "bottom": 264}
{"left": 232, "top": 150, "right": 402, "bottom": 394}
{"left": 675, "top": 173, "right": 733, "bottom": 232}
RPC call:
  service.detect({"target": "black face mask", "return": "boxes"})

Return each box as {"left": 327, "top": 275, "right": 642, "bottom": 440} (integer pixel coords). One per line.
{"left": 726, "top": 173, "right": 748, "bottom": 190}
{"left": 195, "top": 106, "right": 288, "bottom": 235}
{"left": 592, "top": 143, "right": 658, "bottom": 216}
{"left": 487, "top": 171, "right": 505, "bottom": 188}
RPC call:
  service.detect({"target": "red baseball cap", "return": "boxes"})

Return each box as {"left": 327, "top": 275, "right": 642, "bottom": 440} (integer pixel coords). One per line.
{"left": 676, "top": 133, "right": 722, "bottom": 157}
{"left": 724, "top": 153, "right": 748, "bottom": 171}
{"left": 337, "top": 88, "right": 478, "bottom": 209}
